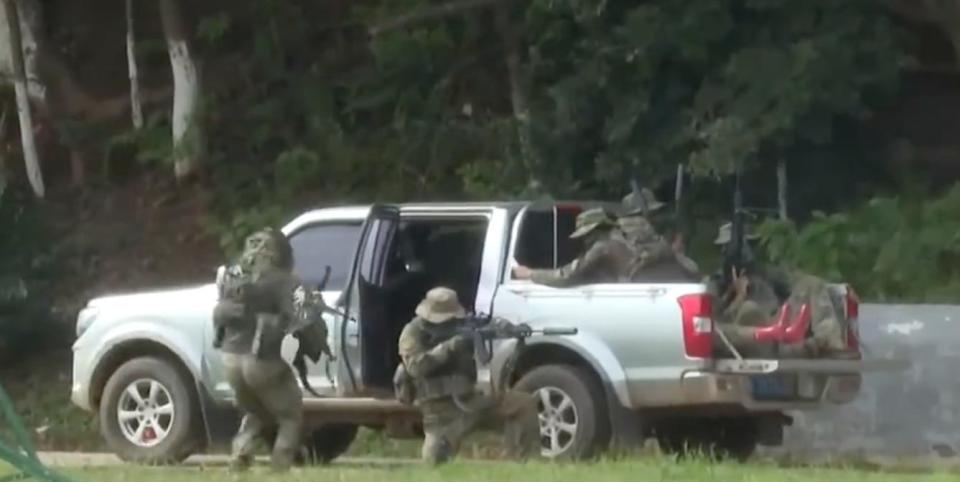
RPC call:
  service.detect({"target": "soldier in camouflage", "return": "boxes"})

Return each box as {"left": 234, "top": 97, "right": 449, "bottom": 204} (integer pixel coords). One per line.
{"left": 710, "top": 223, "right": 847, "bottom": 358}
{"left": 512, "top": 208, "right": 634, "bottom": 286}
{"left": 618, "top": 189, "right": 699, "bottom": 281}
{"left": 212, "top": 228, "right": 303, "bottom": 472}
{"left": 397, "top": 287, "right": 539, "bottom": 465}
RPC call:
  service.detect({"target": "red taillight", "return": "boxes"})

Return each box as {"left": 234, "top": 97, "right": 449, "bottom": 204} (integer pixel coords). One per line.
{"left": 678, "top": 294, "right": 713, "bottom": 359}
{"left": 845, "top": 285, "right": 860, "bottom": 350}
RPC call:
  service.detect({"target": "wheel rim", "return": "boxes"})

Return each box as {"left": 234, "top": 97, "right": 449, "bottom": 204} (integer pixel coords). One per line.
{"left": 535, "top": 386, "right": 578, "bottom": 457}
{"left": 116, "top": 378, "right": 175, "bottom": 448}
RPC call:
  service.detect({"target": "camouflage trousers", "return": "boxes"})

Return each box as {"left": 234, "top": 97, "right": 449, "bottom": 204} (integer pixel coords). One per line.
{"left": 221, "top": 352, "right": 303, "bottom": 471}
{"left": 418, "top": 390, "right": 539, "bottom": 465}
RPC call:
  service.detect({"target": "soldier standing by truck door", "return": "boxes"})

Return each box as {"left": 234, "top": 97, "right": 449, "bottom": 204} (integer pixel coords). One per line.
{"left": 212, "top": 228, "right": 303, "bottom": 472}
{"left": 397, "top": 287, "right": 540, "bottom": 464}
{"left": 513, "top": 208, "right": 634, "bottom": 286}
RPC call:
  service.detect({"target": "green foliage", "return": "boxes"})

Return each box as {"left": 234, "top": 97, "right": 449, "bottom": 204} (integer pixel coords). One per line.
{"left": 104, "top": 113, "right": 172, "bottom": 168}
{"left": 525, "top": 0, "right": 902, "bottom": 194}
{"left": 758, "top": 185, "right": 960, "bottom": 302}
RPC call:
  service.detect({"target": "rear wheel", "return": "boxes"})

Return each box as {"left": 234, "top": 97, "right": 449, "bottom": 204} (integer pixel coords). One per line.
{"left": 301, "top": 424, "right": 358, "bottom": 464}
{"left": 514, "top": 364, "right": 610, "bottom": 459}
{"left": 99, "top": 357, "right": 203, "bottom": 464}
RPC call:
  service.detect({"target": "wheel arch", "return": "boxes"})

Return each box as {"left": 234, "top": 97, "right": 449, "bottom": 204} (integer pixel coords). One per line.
{"left": 90, "top": 338, "right": 198, "bottom": 409}
{"left": 509, "top": 341, "right": 628, "bottom": 442}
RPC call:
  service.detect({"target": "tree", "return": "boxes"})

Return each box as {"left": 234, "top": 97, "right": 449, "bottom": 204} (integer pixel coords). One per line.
{"left": 3, "top": 0, "right": 43, "bottom": 198}
{"left": 523, "top": 0, "right": 901, "bottom": 196}
{"left": 159, "top": 0, "right": 203, "bottom": 180}
{"left": 126, "top": 0, "right": 143, "bottom": 130}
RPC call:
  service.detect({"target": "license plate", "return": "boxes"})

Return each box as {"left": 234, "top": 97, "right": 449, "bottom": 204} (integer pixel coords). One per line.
{"left": 750, "top": 374, "right": 795, "bottom": 400}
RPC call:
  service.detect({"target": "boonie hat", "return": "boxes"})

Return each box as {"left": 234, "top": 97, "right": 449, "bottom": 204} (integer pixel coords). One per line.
{"left": 415, "top": 287, "right": 467, "bottom": 324}
{"left": 570, "top": 208, "right": 616, "bottom": 239}
{"left": 621, "top": 188, "right": 665, "bottom": 216}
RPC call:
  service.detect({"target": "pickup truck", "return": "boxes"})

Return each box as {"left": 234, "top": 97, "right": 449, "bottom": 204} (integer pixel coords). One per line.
{"left": 70, "top": 201, "right": 903, "bottom": 464}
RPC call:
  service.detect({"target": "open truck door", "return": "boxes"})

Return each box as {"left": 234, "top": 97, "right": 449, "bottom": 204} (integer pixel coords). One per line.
{"left": 337, "top": 204, "right": 400, "bottom": 396}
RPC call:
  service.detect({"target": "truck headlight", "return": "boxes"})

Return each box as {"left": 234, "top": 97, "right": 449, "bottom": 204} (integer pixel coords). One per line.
{"left": 76, "top": 306, "right": 99, "bottom": 337}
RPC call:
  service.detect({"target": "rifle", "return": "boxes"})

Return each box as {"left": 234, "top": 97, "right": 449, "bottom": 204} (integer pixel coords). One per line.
{"left": 721, "top": 169, "right": 755, "bottom": 291}
{"left": 456, "top": 314, "right": 577, "bottom": 365}
{"left": 420, "top": 314, "right": 577, "bottom": 397}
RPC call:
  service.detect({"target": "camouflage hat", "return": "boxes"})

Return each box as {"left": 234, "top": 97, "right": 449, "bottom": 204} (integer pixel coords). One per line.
{"left": 415, "top": 287, "right": 467, "bottom": 324}
{"left": 714, "top": 222, "right": 761, "bottom": 246}
{"left": 621, "top": 188, "right": 665, "bottom": 216}
{"left": 570, "top": 208, "right": 616, "bottom": 239}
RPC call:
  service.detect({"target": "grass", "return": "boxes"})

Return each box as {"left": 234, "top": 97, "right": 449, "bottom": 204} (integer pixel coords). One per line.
{"left": 2, "top": 458, "right": 955, "bottom": 482}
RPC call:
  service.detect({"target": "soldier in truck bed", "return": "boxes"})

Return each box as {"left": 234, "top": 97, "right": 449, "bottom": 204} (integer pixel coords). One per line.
{"left": 512, "top": 208, "right": 635, "bottom": 286}
{"left": 617, "top": 189, "right": 699, "bottom": 281}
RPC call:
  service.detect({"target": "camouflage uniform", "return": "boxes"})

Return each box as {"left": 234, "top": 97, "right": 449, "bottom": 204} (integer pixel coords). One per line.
{"left": 618, "top": 190, "right": 699, "bottom": 281}
{"left": 397, "top": 287, "right": 539, "bottom": 465}
{"left": 710, "top": 223, "right": 846, "bottom": 357}
{"left": 529, "top": 208, "right": 635, "bottom": 287}
{"left": 212, "top": 228, "right": 303, "bottom": 471}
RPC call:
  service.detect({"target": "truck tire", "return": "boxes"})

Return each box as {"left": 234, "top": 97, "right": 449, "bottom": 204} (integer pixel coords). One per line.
{"left": 515, "top": 364, "right": 610, "bottom": 459}
{"left": 656, "top": 417, "right": 757, "bottom": 461}
{"left": 99, "top": 357, "right": 203, "bottom": 464}
{"left": 301, "top": 423, "right": 358, "bottom": 464}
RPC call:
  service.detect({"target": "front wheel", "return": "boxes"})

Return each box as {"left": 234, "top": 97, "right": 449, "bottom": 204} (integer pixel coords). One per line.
{"left": 514, "top": 364, "right": 610, "bottom": 459}
{"left": 99, "top": 357, "right": 203, "bottom": 464}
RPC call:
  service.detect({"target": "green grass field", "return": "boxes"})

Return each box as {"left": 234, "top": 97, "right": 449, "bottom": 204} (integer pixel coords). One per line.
{"left": 4, "top": 458, "right": 956, "bottom": 482}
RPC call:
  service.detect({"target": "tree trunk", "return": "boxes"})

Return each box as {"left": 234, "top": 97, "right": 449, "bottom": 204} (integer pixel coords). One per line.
{"left": 3, "top": 0, "right": 44, "bottom": 198}
{"left": 159, "top": 0, "right": 202, "bottom": 180}
{"left": 15, "top": 0, "right": 44, "bottom": 101}
{"left": 126, "top": 0, "right": 143, "bottom": 129}
{"left": 494, "top": 0, "right": 540, "bottom": 192}
{"left": 777, "top": 158, "right": 788, "bottom": 220}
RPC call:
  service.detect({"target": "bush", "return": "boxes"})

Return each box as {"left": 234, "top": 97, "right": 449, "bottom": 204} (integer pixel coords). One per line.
{"left": 758, "top": 184, "right": 960, "bottom": 302}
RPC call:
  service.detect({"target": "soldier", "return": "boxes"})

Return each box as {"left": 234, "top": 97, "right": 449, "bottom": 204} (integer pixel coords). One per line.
{"left": 212, "top": 228, "right": 303, "bottom": 472}
{"left": 397, "top": 287, "right": 539, "bottom": 465}
{"left": 618, "top": 189, "right": 699, "bottom": 280}
{"left": 512, "top": 208, "right": 634, "bottom": 286}
{"left": 712, "top": 222, "right": 849, "bottom": 357}
{"left": 710, "top": 222, "right": 783, "bottom": 328}
{"left": 618, "top": 188, "right": 665, "bottom": 246}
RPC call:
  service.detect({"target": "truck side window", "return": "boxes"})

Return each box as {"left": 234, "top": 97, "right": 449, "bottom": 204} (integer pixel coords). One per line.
{"left": 514, "top": 209, "right": 555, "bottom": 269}
{"left": 288, "top": 223, "right": 363, "bottom": 290}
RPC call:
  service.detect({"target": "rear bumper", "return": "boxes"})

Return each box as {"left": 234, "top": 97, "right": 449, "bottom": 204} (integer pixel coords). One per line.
{"left": 674, "top": 371, "right": 863, "bottom": 411}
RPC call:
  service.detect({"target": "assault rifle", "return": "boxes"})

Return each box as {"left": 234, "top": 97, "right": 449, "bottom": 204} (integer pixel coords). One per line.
{"left": 425, "top": 314, "right": 577, "bottom": 365}
{"left": 721, "top": 169, "right": 755, "bottom": 291}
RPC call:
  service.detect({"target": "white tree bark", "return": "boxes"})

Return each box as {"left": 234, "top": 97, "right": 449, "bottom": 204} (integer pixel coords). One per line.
{"left": 494, "top": 0, "right": 540, "bottom": 191}
{"left": 777, "top": 158, "right": 788, "bottom": 220}
{"left": 159, "top": 0, "right": 202, "bottom": 180}
{"left": 15, "top": 0, "right": 44, "bottom": 102}
{"left": 126, "top": 0, "right": 143, "bottom": 129}
{"left": 3, "top": 0, "right": 43, "bottom": 198}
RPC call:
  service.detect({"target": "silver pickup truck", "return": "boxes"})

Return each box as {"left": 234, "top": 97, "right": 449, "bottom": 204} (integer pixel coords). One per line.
{"left": 70, "top": 201, "right": 902, "bottom": 463}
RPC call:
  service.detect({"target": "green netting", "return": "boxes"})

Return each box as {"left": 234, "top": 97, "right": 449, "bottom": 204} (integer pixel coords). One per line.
{"left": 0, "top": 384, "right": 71, "bottom": 482}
